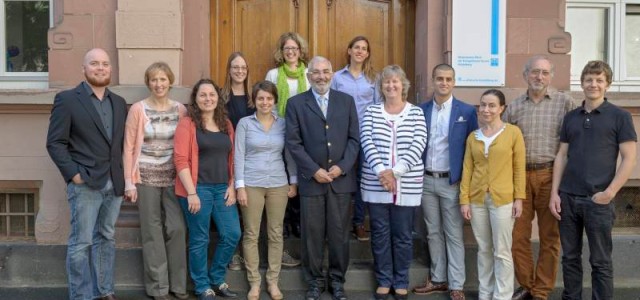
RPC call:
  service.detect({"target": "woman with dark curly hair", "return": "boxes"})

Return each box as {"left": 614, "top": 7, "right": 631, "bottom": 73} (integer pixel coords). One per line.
{"left": 174, "top": 79, "right": 241, "bottom": 300}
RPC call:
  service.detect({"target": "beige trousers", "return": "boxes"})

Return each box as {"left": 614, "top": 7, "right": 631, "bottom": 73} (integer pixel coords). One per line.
{"left": 241, "top": 185, "right": 289, "bottom": 285}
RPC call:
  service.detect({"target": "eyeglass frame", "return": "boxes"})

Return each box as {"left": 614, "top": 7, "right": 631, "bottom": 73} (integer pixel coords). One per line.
{"left": 230, "top": 66, "right": 248, "bottom": 71}
{"left": 282, "top": 47, "right": 300, "bottom": 52}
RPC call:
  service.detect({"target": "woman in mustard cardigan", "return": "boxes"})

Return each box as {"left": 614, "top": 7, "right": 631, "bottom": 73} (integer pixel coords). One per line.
{"left": 460, "top": 89, "right": 525, "bottom": 300}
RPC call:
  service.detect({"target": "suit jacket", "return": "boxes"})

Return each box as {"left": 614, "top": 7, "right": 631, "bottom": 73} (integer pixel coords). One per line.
{"left": 285, "top": 89, "right": 360, "bottom": 197}
{"left": 420, "top": 97, "right": 478, "bottom": 185}
{"left": 46, "top": 82, "right": 128, "bottom": 195}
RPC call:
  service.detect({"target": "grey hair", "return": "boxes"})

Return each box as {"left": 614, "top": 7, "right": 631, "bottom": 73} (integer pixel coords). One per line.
{"left": 307, "top": 56, "right": 333, "bottom": 72}
{"left": 379, "top": 65, "right": 410, "bottom": 101}
{"left": 523, "top": 55, "right": 555, "bottom": 78}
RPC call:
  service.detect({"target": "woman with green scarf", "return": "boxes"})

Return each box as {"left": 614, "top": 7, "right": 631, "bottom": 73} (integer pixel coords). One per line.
{"left": 265, "top": 32, "right": 310, "bottom": 118}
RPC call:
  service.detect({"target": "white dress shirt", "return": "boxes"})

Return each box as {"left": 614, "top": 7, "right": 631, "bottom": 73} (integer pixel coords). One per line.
{"left": 425, "top": 96, "right": 452, "bottom": 172}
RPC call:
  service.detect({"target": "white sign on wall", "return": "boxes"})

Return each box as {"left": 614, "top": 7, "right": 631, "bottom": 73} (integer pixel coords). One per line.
{"left": 452, "top": 0, "right": 506, "bottom": 86}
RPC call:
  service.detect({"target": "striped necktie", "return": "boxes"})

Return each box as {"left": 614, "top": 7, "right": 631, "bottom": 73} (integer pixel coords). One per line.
{"left": 319, "top": 96, "right": 327, "bottom": 117}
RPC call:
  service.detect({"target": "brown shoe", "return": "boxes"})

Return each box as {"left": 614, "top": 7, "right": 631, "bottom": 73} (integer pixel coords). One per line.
{"left": 512, "top": 287, "right": 532, "bottom": 300}
{"left": 268, "top": 283, "right": 284, "bottom": 300}
{"left": 353, "top": 224, "right": 369, "bottom": 241}
{"left": 412, "top": 279, "right": 448, "bottom": 295}
{"left": 100, "top": 295, "right": 118, "bottom": 300}
{"left": 450, "top": 290, "right": 466, "bottom": 300}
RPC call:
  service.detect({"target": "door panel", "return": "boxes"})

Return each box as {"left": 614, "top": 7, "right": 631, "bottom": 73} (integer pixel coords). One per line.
{"left": 211, "top": 0, "right": 414, "bottom": 99}
{"left": 235, "top": 0, "right": 299, "bottom": 86}
{"left": 332, "top": 0, "right": 390, "bottom": 72}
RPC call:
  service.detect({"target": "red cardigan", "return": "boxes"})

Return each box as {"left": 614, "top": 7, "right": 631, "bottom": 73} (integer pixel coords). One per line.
{"left": 173, "top": 116, "right": 235, "bottom": 198}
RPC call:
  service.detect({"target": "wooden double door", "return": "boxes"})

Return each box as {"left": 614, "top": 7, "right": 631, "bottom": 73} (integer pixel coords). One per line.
{"left": 210, "top": 0, "right": 415, "bottom": 97}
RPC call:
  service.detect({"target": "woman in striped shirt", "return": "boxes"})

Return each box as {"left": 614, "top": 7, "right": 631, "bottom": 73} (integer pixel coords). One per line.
{"left": 360, "top": 65, "right": 428, "bottom": 300}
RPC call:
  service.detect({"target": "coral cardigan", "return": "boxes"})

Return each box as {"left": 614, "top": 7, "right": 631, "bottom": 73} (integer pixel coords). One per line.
{"left": 174, "top": 116, "right": 235, "bottom": 198}
{"left": 460, "top": 123, "right": 526, "bottom": 207}
{"left": 123, "top": 100, "right": 187, "bottom": 191}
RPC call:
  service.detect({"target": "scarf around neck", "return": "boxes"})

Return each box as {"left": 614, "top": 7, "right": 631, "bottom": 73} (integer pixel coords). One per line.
{"left": 276, "top": 62, "right": 307, "bottom": 117}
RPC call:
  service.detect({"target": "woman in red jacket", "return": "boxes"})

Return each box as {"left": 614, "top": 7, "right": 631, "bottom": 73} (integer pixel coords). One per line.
{"left": 174, "top": 78, "right": 240, "bottom": 300}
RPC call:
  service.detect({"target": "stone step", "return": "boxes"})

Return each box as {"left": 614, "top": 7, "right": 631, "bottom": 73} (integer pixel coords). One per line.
{"left": 1, "top": 231, "right": 639, "bottom": 293}
{"left": 4, "top": 287, "right": 640, "bottom": 300}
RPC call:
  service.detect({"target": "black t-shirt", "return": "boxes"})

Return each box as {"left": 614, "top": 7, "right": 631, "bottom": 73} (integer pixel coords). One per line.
{"left": 196, "top": 129, "right": 231, "bottom": 184}
{"left": 559, "top": 99, "right": 637, "bottom": 196}
{"left": 226, "top": 93, "right": 255, "bottom": 129}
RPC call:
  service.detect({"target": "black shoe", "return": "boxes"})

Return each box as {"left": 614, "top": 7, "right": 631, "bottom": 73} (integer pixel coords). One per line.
{"left": 283, "top": 224, "right": 290, "bottom": 239}
{"left": 330, "top": 287, "right": 347, "bottom": 300}
{"left": 374, "top": 292, "right": 389, "bottom": 300}
{"left": 392, "top": 288, "right": 408, "bottom": 300}
{"left": 306, "top": 286, "right": 322, "bottom": 300}
{"left": 213, "top": 283, "right": 238, "bottom": 298}
{"left": 197, "top": 289, "right": 216, "bottom": 300}
{"left": 512, "top": 287, "right": 532, "bottom": 300}
{"left": 291, "top": 223, "right": 301, "bottom": 238}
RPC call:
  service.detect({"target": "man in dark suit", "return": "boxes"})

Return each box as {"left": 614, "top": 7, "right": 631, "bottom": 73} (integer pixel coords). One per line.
{"left": 413, "top": 64, "right": 478, "bottom": 300}
{"left": 46, "top": 48, "right": 127, "bottom": 300}
{"left": 285, "top": 56, "right": 359, "bottom": 300}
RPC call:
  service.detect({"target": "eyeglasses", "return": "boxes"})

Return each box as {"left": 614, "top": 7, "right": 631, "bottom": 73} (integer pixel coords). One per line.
{"left": 231, "top": 66, "right": 247, "bottom": 71}
{"left": 309, "top": 70, "right": 333, "bottom": 76}
{"left": 583, "top": 116, "right": 591, "bottom": 129}
{"left": 283, "top": 47, "right": 299, "bottom": 52}
{"left": 530, "top": 69, "right": 552, "bottom": 77}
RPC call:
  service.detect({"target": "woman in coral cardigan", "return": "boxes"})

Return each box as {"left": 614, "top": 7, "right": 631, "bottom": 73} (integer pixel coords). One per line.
{"left": 122, "top": 62, "right": 188, "bottom": 300}
{"left": 174, "top": 79, "right": 240, "bottom": 300}
{"left": 460, "top": 89, "right": 525, "bottom": 300}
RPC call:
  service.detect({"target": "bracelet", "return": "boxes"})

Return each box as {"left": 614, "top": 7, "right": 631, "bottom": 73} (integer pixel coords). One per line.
{"left": 187, "top": 193, "right": 197, "bottom": 196}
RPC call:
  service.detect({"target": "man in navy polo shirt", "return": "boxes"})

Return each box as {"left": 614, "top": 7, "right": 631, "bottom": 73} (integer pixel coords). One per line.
{"left": 550, "top": 60, "right": 637, "bottom": 300}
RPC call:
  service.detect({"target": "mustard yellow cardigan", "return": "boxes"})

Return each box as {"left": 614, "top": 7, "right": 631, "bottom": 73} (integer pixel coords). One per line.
{"left": 460, "top": 123, "right": 526, "bottom": 207}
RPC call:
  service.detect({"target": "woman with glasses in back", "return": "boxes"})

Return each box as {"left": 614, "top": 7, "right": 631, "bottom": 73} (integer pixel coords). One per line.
{"left": 331, "top": 35, "right": 381, "bottom": 242}
{"left": 220, "top": 51, "right": 255, "bottom": 272}
{"left": 265, "top": 32, "right": 311, "bottom": 267}
{"left": 222, "top": 52, "right": 255, "bottom": 129}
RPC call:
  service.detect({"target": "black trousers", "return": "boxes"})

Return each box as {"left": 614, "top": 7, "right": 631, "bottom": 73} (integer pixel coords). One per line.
{"left": 300, "top": 189, "right": 352, "bottom": 290}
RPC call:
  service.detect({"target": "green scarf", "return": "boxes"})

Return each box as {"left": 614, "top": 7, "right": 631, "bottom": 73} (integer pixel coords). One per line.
{"left": 276, "top": 62, "right": 307, "bottom": 117}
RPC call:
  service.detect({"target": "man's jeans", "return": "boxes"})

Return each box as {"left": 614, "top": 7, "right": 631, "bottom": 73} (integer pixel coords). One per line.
{"left": 179, "top": 183, "right": 241, "bottom": 295}
{"left": 66, "top": 180, "right": 122, "bottom": 300}
{"left": 559, "top": 192, "right": 615, "bottom": 300}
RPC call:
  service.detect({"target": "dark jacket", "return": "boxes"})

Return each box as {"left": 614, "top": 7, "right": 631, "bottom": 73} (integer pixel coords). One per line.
{"left": 285, "top": 89, "right": 359, "bottom": 196}
{"left": 46, "top": 83, "right": 127, "bottom": 195}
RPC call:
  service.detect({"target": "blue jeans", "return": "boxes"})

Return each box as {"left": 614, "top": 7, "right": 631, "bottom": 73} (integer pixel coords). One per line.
{"left": 559, "top": 192, "right": 615, "bottom": 300}
{"left": 368, "top": 203, "right": 415, "bottom": 289}
{"left": 179, "top": 183, "right": 241, "bottom": 295}
{"left": 66, "top": 180, "right": 122, "bottom": 300}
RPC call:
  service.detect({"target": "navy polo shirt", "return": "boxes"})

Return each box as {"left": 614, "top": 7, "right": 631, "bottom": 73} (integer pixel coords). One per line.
{"left": 559, "top": 99, "right": 637, "bottom": 196}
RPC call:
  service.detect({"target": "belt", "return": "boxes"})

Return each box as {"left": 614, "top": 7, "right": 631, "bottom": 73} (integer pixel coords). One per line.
{"left": 425, "top": 170, "right": 450, "bottom": 178}
{"left": 526, "top": 161, "right": 554, "bottom": 171}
